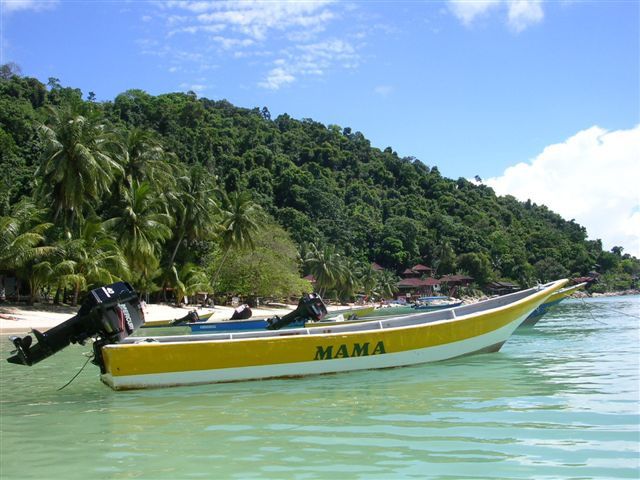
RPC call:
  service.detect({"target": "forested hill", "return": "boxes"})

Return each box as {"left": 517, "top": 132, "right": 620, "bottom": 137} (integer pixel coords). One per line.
{"left": 1, "top": 71, "right": 636, "bottom": 297}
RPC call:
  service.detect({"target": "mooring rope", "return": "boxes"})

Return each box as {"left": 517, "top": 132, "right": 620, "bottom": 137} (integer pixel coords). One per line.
{"left": 57, "top": 353, "right": 94, "bottom": 391}
{"left": 579, "top": 297, "right": 640, "bottom": 323}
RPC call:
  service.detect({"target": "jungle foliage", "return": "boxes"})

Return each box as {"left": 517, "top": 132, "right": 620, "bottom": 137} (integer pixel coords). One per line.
{"left": 0, "top": 70, "right": 637, "bottom": 303}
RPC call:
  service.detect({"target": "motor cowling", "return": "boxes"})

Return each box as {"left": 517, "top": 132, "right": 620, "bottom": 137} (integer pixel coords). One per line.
{"left": 7, "top": 282, "right": 144, "bottom": 367}
{"left": 265, "top": 293, "right": 327, "bottom": 330}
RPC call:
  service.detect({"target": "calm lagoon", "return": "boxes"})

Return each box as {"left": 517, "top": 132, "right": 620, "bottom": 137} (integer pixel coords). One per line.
{"left": 1, "top": 296, "right": 638, "bottom": 479}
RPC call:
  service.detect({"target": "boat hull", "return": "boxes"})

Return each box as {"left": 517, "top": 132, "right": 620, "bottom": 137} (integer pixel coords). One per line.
{"left": 142, "top": 311, "right": 213, "bottom": 328}
{"left": 100, "top": 280, "right": 567, "bottom": 390}
{"left": 519, "top": 282, "right": 587, "bottom": 327}
{"left": 190, "top": 318, "right": 269, "bottom": 333}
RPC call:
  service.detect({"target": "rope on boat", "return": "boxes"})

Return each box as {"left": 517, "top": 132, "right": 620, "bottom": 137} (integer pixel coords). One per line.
{"left": 57, "top": 353, "right": 94, "bottom": 391}
{"left": 579, "top": 298, "right": 640, "bottom": 322}
{"left": 579, "top": 298, "right": 608, "bottom": 325}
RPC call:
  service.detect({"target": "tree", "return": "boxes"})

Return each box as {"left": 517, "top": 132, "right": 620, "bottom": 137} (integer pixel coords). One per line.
{"left": 167, "top": 165, "right": 219, "bottom": 267}
{"left": 54, "top": 219, "right": 130, "bottom": 305}
{"left": 170, "top": 263, "right": 210, "bottom": 305}
{"left": 0, "top": 62, "right": 22, "bottom": 80}
{"left": 457, "top": 252, "right": 494, "bottom": 285}
{"left": 333, "top": 257, "right": 361, "bottom": 302}
{"left": 0, "top": 200, "right": 55, "bottom": 303}
{"left": 211, "top": 190, "right": 263, "bottom": 288}
{"left": 37, "top": 106, "right": 123, "bottom": 234}
{"left": 375, "top": 269, "right": 399, "bottom": 300}
{"left": 104, "top": 181, "right": 173, "bottom": 288}
{"left": 303, "top": 242, "right": 346, "bottom": 298}
{"left": 433, "top": 241, "right": 456, "bottom": 275}
{"left": 215, "top": 222, "right": 309, "bottom": 298}
{"left": 116, "top": 126, "right": 176, "bottom": 191}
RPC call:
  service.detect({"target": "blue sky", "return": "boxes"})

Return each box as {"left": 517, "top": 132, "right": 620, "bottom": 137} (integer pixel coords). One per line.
{"left": 1, "top": 0, "right": 639, "bottom": 256}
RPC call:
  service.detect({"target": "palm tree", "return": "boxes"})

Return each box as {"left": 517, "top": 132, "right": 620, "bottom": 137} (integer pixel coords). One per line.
{"left": 375, "top": 269, "right": 399, "bottom": 300}
{"left": 303, "top": 242, "right": 346, "bottom": 298}
{"left": 211, "top": 190, "right": 263, "bottom": 288}
{"left": 167, "top": 166, "right": 219, "bottom": 267}
{"left": 0, "top": 200, "right": 56, "bottom": 304}
{"left": 104, "top": 181, "right": 173, "bottom": 290}
{"left": 170, "top": 263, "right": 210, "bottom": 306}
{"left": 359, "top": 263, "right": 379, "bottom": 299}
{"left": 334, "top": 257, "right": 361, "bottom": 302}
{"left": 36, "top": 106, "right": 123, "bottom": 234}
{"left": 116, "top": 127, "right": 178, "bottom": 191}
{"left": 54, "top": 219, "right": 130, "bottom": 305}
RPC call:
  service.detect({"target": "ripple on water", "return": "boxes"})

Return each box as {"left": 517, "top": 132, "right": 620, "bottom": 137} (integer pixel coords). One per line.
{"left": 0, "top": 296, "right": 639, "bottom": 479}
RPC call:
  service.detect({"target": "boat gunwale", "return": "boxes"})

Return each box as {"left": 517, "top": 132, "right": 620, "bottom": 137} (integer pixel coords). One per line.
{"left": 110, "top": 280, "right": 567, "bottom": 349}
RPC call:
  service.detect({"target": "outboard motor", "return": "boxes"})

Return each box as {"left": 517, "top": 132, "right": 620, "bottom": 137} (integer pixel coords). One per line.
{"left": 230, "top": 304, "right": 252, "bottom": 320}
{"left": 7, "top": 282, "right": 144, "bottom": 370}
{"left": 265, "top": 293, "right": 327, "bottom": 330}
{"left": 169, "top": 310, "right": 201, "bottom": 326}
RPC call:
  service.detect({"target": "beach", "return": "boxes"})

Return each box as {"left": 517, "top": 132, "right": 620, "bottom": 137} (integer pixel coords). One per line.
{"left": 0, "top": 301, "right": 351, "bottom": 334}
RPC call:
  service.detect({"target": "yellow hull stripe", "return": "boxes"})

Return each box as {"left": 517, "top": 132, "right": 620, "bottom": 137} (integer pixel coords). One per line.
{"left": 102, "top": 280, "right": 566, "bottom": 379}
{"left": 544, "top": 282, "right": 586, "bottom": 304}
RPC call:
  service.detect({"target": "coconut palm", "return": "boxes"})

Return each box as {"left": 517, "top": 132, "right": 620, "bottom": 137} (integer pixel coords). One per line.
{"left": 303, "top": 242, "right": 346, "bottom": 298}
{"left": 104, "top": 181, "right": 173, "bottom": 289}
{"left": 167, "top": 166, "right": 219, "bottom": 267}
{"left": 116, "top": 127, "right": 178, "bottom": 191}
{"left": 211, "top": 190, "right": 263, "bottom": 288}
{"left": 375, "top": 269, "right": 400, "bottom": 300}
{"left": 359, "top": 263, "right": 379, "bottom": 299}
{"left": 334, "top": 257, "right": 361, "bottom": 301}
{"left": 170, "top": 263, "right": 210, "bottom": 306}
{"left": 36, "top": 106, "right": 123, "bottom": 234}
{"left": 54, "top": 219, "right": 130, "bottom": 305}
{"left": 0, "top": 200, "right": 56, "bottom": 303}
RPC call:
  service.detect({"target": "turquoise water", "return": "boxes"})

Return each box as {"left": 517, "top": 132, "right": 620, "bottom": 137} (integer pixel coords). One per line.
{"left": 1, "top": 296, "right": 638, "bottom": 479}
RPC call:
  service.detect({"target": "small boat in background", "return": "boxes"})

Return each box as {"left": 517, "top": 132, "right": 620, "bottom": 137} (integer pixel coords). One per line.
{"left": 325, "top": 305, "right": 375, "bottom": 319}
{"left": 304, "top": 299, "right": 461, "bottom": 328}
{"left": 165, "top": 305, "right": 374, "bottom": 334}
{"left": 141, "top": 311, "right": 213, "bottom": 328}
{"left": 519, "top": 282, "right": 587, "bottom": 327}
{"left": 413, "top": 297, "right": 463, "bottom": 311}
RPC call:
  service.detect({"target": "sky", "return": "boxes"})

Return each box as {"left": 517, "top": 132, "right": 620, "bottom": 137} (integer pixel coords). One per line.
{"left": 1, "top": 0, "right": 639, "bottom": 257}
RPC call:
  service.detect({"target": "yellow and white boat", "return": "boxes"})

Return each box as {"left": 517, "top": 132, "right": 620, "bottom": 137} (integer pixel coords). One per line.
{"left": 99, "top": 279, "right": 566, "bottom": 390}
{"left": 520, "top": 281, "right": 587, "bottom": 327}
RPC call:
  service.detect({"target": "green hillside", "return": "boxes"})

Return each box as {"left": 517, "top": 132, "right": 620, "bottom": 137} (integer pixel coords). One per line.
{"left": 1, "top": 69, "right": 637, "bottom": 302}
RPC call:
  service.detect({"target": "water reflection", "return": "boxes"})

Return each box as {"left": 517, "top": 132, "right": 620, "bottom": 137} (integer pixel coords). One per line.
{"left": 1, "top": 295, "right": 638, "bottom": 479}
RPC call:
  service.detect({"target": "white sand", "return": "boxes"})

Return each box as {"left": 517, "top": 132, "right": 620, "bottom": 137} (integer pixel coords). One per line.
{"left": 0, "top": 302, "right": 348, "bottom": 334}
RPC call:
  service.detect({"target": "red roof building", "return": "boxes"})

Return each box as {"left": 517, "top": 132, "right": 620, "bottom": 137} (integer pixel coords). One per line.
{"left": 401, "top": 264, "right": 435, "bottom": 278}
{"left": 397, "top": 277, "right": 441, "bottom": 296}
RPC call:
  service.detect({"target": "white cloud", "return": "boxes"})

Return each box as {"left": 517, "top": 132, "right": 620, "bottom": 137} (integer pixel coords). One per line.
{"left": 507, "top": 0, "right": 543, "bottom": 32}
{"left": 165, "top": 0, "right": 335, "bottom": 41}
{"left": 211, "top": 36, "right": 255, "bottom": 51}
{"left": 179, "top": 82, "right": 207, "bottom": 92}
{"left": 485, "top": 125, "right": 640, "bottom": 258}
{"left": 374, "top": 85, "right": 394, "bottom": 96}
{"left": 2, "top": 0, "right": 58, "bottom": 13}
{"left": 256, "top": 38, "right": 360, "bottom": 90}
{"left": 449, "top": 0, "right": 544, "bottom": 32}
{"left": 151, "top": 1, "right": 358, "bottom": 90}
{"left": 258, "top": 66, "right": 295, "bottom": 90}
{"left": 448, "top": 0, "right": 501, "bottom": 26}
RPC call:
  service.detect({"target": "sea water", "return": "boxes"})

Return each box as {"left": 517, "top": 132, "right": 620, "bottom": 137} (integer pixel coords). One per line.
{"left": 0, "top": 296, "right": 638, "bottom": 479}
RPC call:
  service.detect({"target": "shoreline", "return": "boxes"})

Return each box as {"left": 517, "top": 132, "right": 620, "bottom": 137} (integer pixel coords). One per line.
{"left": 0, "top": 301, "right": 348, "bottom": 335}
{"left": 2, "top": 289, "right": 638, "bottom": 335}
